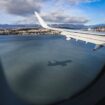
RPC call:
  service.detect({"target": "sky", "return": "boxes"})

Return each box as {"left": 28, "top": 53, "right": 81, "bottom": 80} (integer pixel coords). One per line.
{"left": 0, "top": 0, "right": 105, "bottom": 25}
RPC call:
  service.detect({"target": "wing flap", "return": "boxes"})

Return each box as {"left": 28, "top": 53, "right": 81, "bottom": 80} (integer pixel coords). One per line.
{"left": 93, "top": 45, "right": 104, "bottom": 51}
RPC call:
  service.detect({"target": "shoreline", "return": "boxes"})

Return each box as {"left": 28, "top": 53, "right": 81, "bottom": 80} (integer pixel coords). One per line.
{"left": 0, "top": 28, "right": 60, "bottom": 35}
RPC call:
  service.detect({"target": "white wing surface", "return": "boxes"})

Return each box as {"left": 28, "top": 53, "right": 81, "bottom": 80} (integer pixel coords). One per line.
{"left": 35, "top": 11, "right": 105, "bottom": 50}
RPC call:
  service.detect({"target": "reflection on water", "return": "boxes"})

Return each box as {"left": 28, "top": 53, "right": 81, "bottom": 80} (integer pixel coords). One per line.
{"left": 0, "top": 35, "right": 105, "bottom": 105}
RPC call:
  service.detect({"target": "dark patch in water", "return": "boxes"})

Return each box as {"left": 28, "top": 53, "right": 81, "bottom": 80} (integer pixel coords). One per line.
{"left": 0, "top": 59, "right": 30, "bottom": 105}
{"left": 51, "top": 64, "right": 105, "bottom": 105}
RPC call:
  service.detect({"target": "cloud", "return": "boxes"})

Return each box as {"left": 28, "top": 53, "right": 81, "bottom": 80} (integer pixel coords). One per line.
{"left": 15, "top": 16, "right": 36, "bottom": 24}
{"left": 0, "top": 0, "right": 45, "bottom": 16}
{"left": 0, "top": 0, "right": 100, "bottom": 16}
{"left": 0, "top": 0, "right": 98, "bottom": 24}
{"left": 16, "top": 11, "right": 89, "bottom": 25}
{"left": 16, "top": 8, "right": 89, "bottom": 24}
{"left": 16, "top": 12, "right": 89, "bottom": 24}
{"left": 41, "top": 11, "right": 89, "bottom": 24}
{"left": 64, "top": 0, "right": 100, "bottom": 4}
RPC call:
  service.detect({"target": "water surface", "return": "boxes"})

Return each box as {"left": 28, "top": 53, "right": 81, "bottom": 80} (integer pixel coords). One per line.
{"left": 0, "top": 35, "right": 105, "bottom": 105}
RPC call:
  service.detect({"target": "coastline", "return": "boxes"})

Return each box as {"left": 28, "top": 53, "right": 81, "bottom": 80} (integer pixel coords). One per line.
{"left": 0, "top": 28, "right": 60, "bottom": 35}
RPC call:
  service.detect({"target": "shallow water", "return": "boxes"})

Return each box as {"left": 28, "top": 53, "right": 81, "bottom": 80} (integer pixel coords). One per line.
{"left": 0, "top": 35, "right": 105, "bottom": 105}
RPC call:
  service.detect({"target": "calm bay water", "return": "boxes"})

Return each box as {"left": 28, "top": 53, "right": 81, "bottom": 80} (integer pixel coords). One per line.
{"left": 0, "top": 35, "right": 105, "bottom": 105}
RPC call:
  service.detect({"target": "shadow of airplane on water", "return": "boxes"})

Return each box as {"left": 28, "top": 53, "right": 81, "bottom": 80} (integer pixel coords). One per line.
{"left": 48, "top": 60, "right": 72, "bottom": 67}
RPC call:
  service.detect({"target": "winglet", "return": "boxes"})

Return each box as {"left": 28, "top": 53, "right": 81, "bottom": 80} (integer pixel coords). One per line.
{"left": 34, "top": 11, "right": 50, "bottom": 29}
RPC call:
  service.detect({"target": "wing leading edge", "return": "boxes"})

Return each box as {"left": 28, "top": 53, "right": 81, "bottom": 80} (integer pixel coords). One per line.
{"left": 35, "top": 11, "right": 105, "bottom": 51}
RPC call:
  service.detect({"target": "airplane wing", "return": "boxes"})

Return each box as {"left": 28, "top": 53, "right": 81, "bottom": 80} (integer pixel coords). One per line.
{"left": 35, "top": 12, "right": 105, "bottom": 50}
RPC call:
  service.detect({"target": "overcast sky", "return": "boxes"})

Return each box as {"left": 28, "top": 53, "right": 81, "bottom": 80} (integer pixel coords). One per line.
{"left": 0, "top": 0, "right": 105, "bottom": 25}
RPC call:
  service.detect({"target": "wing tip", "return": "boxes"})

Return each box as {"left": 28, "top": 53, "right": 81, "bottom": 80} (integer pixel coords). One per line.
{"left": 34, "top": 11, "right": 38, "bottom": 15}
{"left": 34, "top": 11, "right": 50, "bottom": 29}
